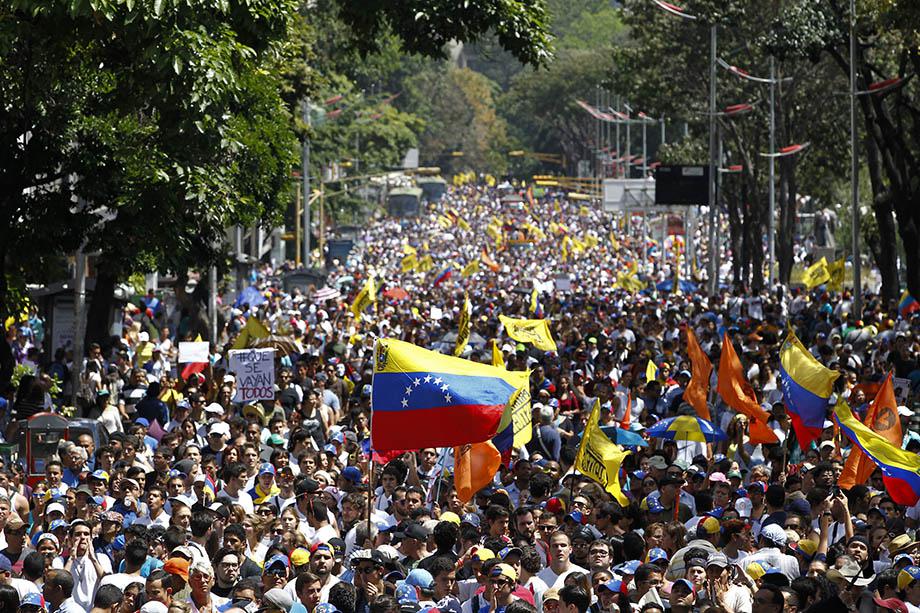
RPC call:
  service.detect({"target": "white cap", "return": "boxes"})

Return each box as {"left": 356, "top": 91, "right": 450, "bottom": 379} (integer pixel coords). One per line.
{"left": 45, "top": 502, "right": 66, "bottom": 516}
{"left": 204, "top": 403, "right": 225, "bottom": 416}
{"left": 898, "top": 405, "right": 914, "bottom": 417}
{"left": 822, "top": 419, "right": 834, "bottom": 429}
{"left": 222, "top": 374, "right": 235, "bottom": 384}
{"left": 140, "top": 602, "right": 169, "bottom": 613}
{"left": 168, "top": 494, "right": 195, "bottom": 509}
{"left": 138, "top": 331, "right": 150, "bottom": 342}
{"left": 208, "top": 421, "right": 230, "bottom": 437}
{"left": 819, "top": 440, "right": 835, "bottom": 450}
{"left": 760, "top": 523, "right": 788, "bottom": 547}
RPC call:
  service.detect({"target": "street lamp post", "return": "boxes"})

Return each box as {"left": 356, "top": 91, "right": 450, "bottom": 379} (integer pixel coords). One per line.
{"left": 768, "top": 56, "right": 776, "bottom": 288}
{"left": 301, "top": 99, "right": 311, "bottom": 267}
{"left": 708, "top": 24, "right": 719, "bottom": 296}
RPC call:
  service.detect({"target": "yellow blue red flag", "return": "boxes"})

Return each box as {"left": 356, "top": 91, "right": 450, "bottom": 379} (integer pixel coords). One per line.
{"left": 371, "top": 339, "right": 522, "bottom": 450}
{"left": 834, "top": 396, "right": 920, "bottom": 505}
{"left": 779, "top": 330, "right": 839, "bottom": 449}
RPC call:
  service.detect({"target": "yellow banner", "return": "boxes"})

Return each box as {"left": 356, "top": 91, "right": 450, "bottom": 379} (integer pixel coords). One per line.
{"left": 574, "top": 399, "right": 630, "bottom": 506}
{"left": 492, "top": 340, "right": 504, "bottom": 368}
{"left": 500, "top": 315, "right": 557, "bottom": 351}
{"left": 461, "top": 260, "right": 480, "bottom": 278}
{"left": 350, "top": 276, "right": 376, "bottom": 318}
{"left": 454, "top": 295, "right": 471, "bottom": 357}
{"left": 802, "top": 257, "right": 830, "bottom": 289}
{"left": 401, "top": 253, "right": 417, "bottom": 272}
{"left": 827, "top": 258, "right": 845, "bottom": 292}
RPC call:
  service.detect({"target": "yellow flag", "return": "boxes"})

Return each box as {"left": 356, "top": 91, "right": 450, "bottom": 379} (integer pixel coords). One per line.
{"left": 461, "top": 260, "right": 480, "bottom": 278}
{"left": 418, "top": 255, "right": 434, "bottom": 272}
{"left": 231, "top": 316, "right": 270, "bottom": 350}
{"left": 402, "top": 243, "right": 417, "bottom": 256}
{"left": 401, "top": 253, "right": 417, "bottom": 272}
{"left": 574, "top": 399, "right": 630, "bottom": 506}
{"left": 802, "top": 257, "right": 831, "bottom": 289}
{"left": 492, "top": 340, "right": 504, "bottom": 368}
{"left": 646, "top": 359, "right": 658, "bottom": 382}
{"left": 827, "top": 258, "right": 846, "bottom": 292}
{"left": 458, "top": 217, "right": 472, "bottom": 232}
{"left": 350, "top": 276, "right": 376, "bottom": 318}
{"left": 453, "top": 295, "right": 471, "bottom": 357}
{"left": 508, "top": 372, "right": 533, "bottom": 449}
{"left": 529, "top": 287, "right": 539, "bottom": 314}
{"left": 499, "top": 315, "right": 557, "bottom": 351}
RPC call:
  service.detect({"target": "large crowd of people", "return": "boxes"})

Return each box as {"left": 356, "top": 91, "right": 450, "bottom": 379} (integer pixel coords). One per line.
{"left": 2, "top": 182, "right": 919, "bottom": 613}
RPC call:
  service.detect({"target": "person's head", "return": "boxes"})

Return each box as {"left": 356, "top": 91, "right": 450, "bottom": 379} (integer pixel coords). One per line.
{"left": 188, "top": 559, "right": 214, "bottom": 595}
{"left": 310, "top": 543, "right": 336, "bottom": 577}
{"left": 93, "top": 584, "right": 124, "bottom": 612}
{"left": 214, "top": 548, "right": 241, "bottom": 587}
{"left": 430, "top": 556, "right": 458, "bottom": 601}
{"left": 633, "top": 563, "right": 663, "bottom": 598}
{"left": 329, "top": 581, "right": 358, "bottom": 613}
{"left": 124, "top": 539, "right": 148, "bottom": 570}
{"left": 0, "top": 584, "right": 17, "bottom": 612}
{"left": 559, "top": 584, "right": 590, "bottom": 613}
{"left": 145, "top": 569, "right": 173, "bottom": 605}
{"left": 352, "top": 552, "right": 384, "bottom": 588}
{"left": 550, "top": 531, "right": 572, "bottom": 566}
{"left": 42, "top": 569, "right": 74, "bottom": 606}
{"left": 670, "top": 579, "right": 696, "bottom": 611}
{"left": 753, "top": 584, "right": 785, "bottom": 613}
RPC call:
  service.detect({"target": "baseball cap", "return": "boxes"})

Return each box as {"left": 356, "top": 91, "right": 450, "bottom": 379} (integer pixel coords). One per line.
{"left": 439, "top": 512, "right": 461, "bottom": 525}
{"left": 260, "top": 588, "right": 295, "bottom": 612}
{"left": 498, "top": 546, "right": 524, "bottom": 560}
{"left": 258, "top": 463, "right": 276, "bottom": 477}
{"left": 208, "top": 422, "right": 230, "bottom": 437}
{"left": 708, "top": 471, "right": 729, "bottom": 483}
{"left": 204, "top": 402, "right": 225, "bottom": 415}
{"left": 471, "top": 547, "right": 495, "bottom": 562}
{"left": 45, "top": 502, "right": 66, "bottom": 517}
{"left": 647, "top": 456, "right": 668, "bottom": 470}
{"left": 598, "top": 579, "right": 629, "bottom": 594}
{"left": 89, "top": 469, "right": 110, "bottom": 482}
{"left": 405, "top": 568, "right": 435, "bottom": 590}
{"left": 341, "top": 466, "right": 362, "bottom": 484}
{"left": 461, "top": 513, "right": 481, "bottom": 528}
{"left": 672, "top": 579, "right": 695, "bottom": 594}
{"left": 898, "top": 566, "right": 920, "bottom": 591}
{"left": 395, "top": 584, "right": 418, "bottom": 604}
{"left": 21, "top": 592, "right": 47, "bottom": 608}
{"left": 163, "top": 557, "right": 190, "bottom": 582}
{"left": 291, "top": 547, "right": 311, "bottom": 567}
{"left": 264, "top": 554, "right": 290, "bottom": 572}
{"left": 490, "top": 563, "right": 517, "bottom": 582}
{"left": 707, "top": 552, "right": 729, "bottom": 568}
{"left": 760, "top": 523, "right": 788, "bottom": 547}
{"left": 646, "top": 548, "right": 668, "bottom": 564}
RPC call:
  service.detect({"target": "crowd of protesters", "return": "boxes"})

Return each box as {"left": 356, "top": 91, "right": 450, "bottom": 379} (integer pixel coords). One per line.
{"left": 1, "top": 182, "right": 919, "bottom": 613}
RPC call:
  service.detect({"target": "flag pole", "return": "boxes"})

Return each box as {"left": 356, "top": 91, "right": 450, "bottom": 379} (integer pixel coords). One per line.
{"left": 366, "top": 455, "right": 374, "bottom": 541}
{"left": 430, "top": 447, "right": 451, "bottom": 513}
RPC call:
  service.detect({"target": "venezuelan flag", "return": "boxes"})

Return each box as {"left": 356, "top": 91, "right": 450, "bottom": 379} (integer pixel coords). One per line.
{"left": 899, "top": 290, "right": 920, "bottom": 318}
{"left": 779, "top": 330, "right": 839, "bottom": 449}
{"left": 371, "top": 339, "right": 521, "bottom": 450}
{"left": 433, "top": 267, "right": 452, "bottom": 287}
{"left": 834, "top": 397, "right": 920, "bottom": 505}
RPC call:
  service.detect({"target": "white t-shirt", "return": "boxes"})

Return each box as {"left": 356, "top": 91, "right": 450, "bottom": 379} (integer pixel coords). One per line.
{"left": 217, "top": 489, "right": 254, "bottom": 514}
{"left": 98, "top": 572, "right": 145, "bottom": 591}
{"left": 135, "top": 510, "right": 171, "bottom": 529}
{"left": 536, "top": 563, "right": 589, "bottom": 589}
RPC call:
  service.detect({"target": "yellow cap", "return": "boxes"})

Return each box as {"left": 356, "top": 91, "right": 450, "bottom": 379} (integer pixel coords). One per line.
{"left": 746, "top": 562, "right": 766, "bottom": 581}
{"left": 472, "top": 547, "right": 495, "bottom": 562}
{"left": 439, "top": 512, "right": 461, "bottom": 525}
{"left": 290, "top": 548, "right": 311, "bottom": 567}
{"left": 492, "top": 563, "right": 518, "bottom": 582}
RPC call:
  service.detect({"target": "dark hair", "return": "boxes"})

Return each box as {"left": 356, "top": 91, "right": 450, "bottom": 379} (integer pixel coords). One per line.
{"left": 505, "top": 601, "right": 538, "bottom": 613}
{"left": 0, "top": 584, "right": 17, "bottom": 611}
{"left": 529, "top": 473, "right": 554, "bottom": 498}
{"left": 190, "top": 511, "right": 213, "bottom": 538}
{"left": 222, "top": 462, "right": 247, "bottom": 482}
{"left": 765, "top": 484, "right": 785, "bottom": 509}
{"left": 559, "top": 585, "right": 590, "bottom": 613}
{"left": 520, "top": 546, "right": 542, "bottom": 574}
{"left": 125, "top": 539, "right": 148, "bottom": 567}
{"left": 622, "top": 531, "right": 646, "bottom": 561}
{"left": 296, "top": 571, "right": 321, "bottom": 592}
{"left": 163, "top": 526, "right": 186, "bottom": 552}
{"left": 370, "top": 595, "right": 398, "bottom": 613}
{"left": 875, "top": 570, "right": 900, "bottom": 596}
{"left": 432, "top": 521, "right": 459, "bottom": 551}
{"left": 634, "top": 563, "right": 663, "bottom": 585}
{"left": 94, "top": 584, "right": 124, "bottom": 607}
{"left": 329, "top": 581, "right": 357, "bottom": 613}
{"left": 45, "top": 568, "right": 75, "bottom": 597}
{"left": 147, "top": 569, "right": 170, "bottom": 588}
{"left": 224, "top": 523, "right": 246, "bottom": 541}
{"left": 429, "top": 556, "right": 457, "bottom": 578}
{"left": 756, "top": 584, "right": 785, "bottom": 607}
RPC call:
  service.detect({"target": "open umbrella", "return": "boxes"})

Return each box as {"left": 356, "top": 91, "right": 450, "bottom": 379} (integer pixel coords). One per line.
{"left": 384, "top": 287, "right": 410, "bottom": 301}
{"left": 251, "top": 335, "right": 301, "bottom": 357}
{"left": 313, "top": 287, "right": 341, "bottom": 302}
{"left": 595, "top": 426, "right": 648, "bottom": 447}
{"left": 646, "top": 415, "right": 727, "bottom": 443}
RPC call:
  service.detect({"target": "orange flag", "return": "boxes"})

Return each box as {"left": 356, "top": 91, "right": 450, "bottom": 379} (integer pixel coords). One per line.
{"left": 454, "top": 442, "right": 502, "bottom": 504}
{"left": 716, "top": 332, "right": 778, "bottom": 444}
{"left": 620, "top": 391, "right": 632, "bottom": 429}
{"left": 684, "top": 328, "right": 713, "bottom": 421}
{"left": 480, "top": 248, "right": 500, "bottom": 273}
{"left": 839, "top": 373, "right": 902, "bottom": 488}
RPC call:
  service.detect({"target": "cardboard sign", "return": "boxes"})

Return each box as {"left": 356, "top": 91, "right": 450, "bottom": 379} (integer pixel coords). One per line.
{"left": 228, "top": 348, "right": 275, "bottom": 403}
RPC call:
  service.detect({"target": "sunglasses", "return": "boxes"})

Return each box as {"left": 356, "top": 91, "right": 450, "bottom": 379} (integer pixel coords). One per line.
{"left": 356, "top": 566, "right": 379, "bottom": 575}
{"left": 265, "top": 569, "right": 287, "bottom": 577}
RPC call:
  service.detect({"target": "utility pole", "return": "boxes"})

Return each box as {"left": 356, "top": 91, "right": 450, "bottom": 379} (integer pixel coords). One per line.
{"left": 768, "top": 56, "right": 777, "bottom": 288}
{"left": 302, "top": 99, "right": 311, "bottom": 267}
{"left": 707, "top": 25, "right": 719, "bottom": 296}
{"left": 850, "top": 0, "right": 862, "bottom": 313}
{"left": 209, "top": 265, "right": 218, "bottom": 342}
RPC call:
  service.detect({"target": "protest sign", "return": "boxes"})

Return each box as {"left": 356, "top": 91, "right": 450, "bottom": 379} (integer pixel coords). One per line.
{"left": 228, "top": 348, "right": 275, "bottom": 403}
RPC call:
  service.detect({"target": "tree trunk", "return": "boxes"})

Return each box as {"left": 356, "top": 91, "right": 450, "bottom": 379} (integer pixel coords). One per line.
{"left": 865, "top": 135, "right": 900, "bottom": 302}
{"left": 85, "top": 268, "right": 117, "bottom": 347}
{"left": 893, "top": 195, "right": 920, "bottom": 299}
{"left": 0, "top": 242, "right": 13, "bottom": 390}
{"left": 725, "top": 181, "right": 744, "bottom": 287}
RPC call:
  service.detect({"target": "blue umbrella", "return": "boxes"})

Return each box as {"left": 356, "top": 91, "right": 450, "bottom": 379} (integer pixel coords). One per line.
{"left": 646, "top": 415, "right": 727, "bottom": 443}
{"left": 578, "top": 426, "right": 648, "bottom": 447}
{"left": 655, "top": 279, "right": 699, "bottom": 293}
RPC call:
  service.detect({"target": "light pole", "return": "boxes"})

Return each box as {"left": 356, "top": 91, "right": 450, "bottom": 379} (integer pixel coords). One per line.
{"left": 769, "top": 57, "right": 776, "bottom": 288}
{"left": 707, "top": 24, "right": 718, "bottom": 296}
{"left": 301, "top": 99, "right": 311, "bottom": 267}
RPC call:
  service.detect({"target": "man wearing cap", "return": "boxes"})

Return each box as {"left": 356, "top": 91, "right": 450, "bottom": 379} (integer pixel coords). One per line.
{"left": 352, "top": 550, "right": 387, "bottom": 613}
{"left": 741, "top": 524, "right": 799, "bottom": 583}
{"left": 395, "top": 522, "right": 430, "bottom": 569}
{"left": 703, "top": 552, "right": 752, "bottom": 613}
{"left": 460, "top": 563, "right": 520, "bottom": 613}
{"left": 304, "top": 542, "right": 340, "bottom": 601}
{"left": 249, "top": 463, "right": 281, "bottom": 506}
